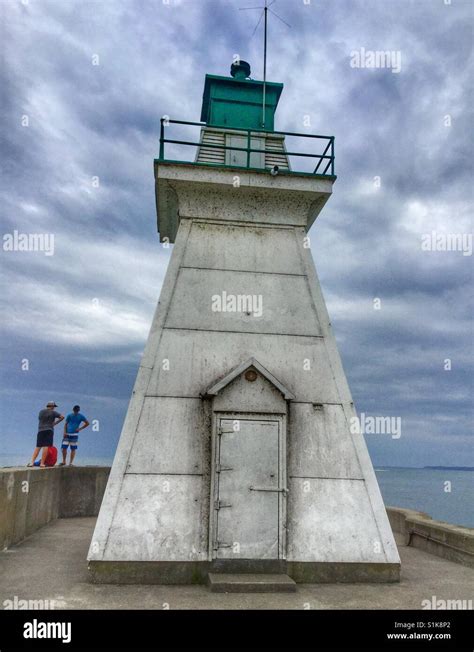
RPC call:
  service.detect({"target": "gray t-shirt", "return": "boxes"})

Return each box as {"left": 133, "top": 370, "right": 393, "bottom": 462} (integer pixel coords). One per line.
{"left": 38, "top": 409, "right": 61, "bottom": 432}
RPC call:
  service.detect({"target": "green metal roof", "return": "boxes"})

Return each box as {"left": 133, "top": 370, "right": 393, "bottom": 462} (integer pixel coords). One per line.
{"left": 200, "top": 74, "right": 283, "bottom": 132}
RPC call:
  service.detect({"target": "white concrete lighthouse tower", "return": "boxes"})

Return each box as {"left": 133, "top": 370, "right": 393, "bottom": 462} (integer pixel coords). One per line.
{"left": 88, "top": 61, "right": 400, "bottom": 586}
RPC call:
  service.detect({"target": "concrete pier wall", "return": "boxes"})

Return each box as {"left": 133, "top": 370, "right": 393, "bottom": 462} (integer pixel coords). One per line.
{"left": 1, "top": 466, "right": 472, "bottom": 572}
{"left": 387, "top": 506, "right": 474, "bottom": 569}
{"left": 0, "top": 466, "right": 110, "bottom": 550}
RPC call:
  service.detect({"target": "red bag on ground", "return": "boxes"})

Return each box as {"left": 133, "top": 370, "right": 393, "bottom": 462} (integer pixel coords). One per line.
{"left": 44, "top": 446, "right": 58, "bottom": 467}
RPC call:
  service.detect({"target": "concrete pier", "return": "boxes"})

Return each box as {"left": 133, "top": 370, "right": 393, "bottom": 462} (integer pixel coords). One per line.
{"left": 0, "top": 466, "right": 110, "bottom": 551}
{"left": 1, "top": 515, "right": 473, "bottom": 609}
{"left": 1, "top": 466, "right": 473, "bottom": 608}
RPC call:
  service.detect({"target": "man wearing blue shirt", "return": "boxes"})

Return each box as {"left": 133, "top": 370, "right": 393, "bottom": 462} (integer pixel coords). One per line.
{"left": 61, "top": 405, "right": 90, "bottom": 466}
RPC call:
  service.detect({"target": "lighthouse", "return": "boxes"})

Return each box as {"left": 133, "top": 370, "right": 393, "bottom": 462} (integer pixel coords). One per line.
{"left": 88, "top": 60, "right": 400, "bottom": 585}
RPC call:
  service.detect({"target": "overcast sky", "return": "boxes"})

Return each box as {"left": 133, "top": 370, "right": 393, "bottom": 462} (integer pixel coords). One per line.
{"left": 1, "top": 0, "right": 472, "bottom": 467}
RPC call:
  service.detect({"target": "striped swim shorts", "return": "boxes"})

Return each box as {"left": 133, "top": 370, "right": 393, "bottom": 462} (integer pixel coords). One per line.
{"left": 62, "top": 435, "right": 79, "bottom": 450}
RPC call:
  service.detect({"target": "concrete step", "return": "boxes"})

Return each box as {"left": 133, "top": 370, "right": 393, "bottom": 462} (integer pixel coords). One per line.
{"left": 210, "top": 558, "right": 287, "bottom": 574}
{"left": 208, "top": 573, "right": 297, "bottom": 593}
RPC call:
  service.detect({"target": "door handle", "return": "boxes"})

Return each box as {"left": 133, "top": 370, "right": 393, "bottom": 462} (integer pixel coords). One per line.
{"left": 249, "top": 486, "right": 288, "bottom": 496}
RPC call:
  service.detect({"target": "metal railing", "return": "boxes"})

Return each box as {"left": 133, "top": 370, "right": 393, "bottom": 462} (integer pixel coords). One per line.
{"left": 158, "top": 118, "right": 335, "bottom": 176}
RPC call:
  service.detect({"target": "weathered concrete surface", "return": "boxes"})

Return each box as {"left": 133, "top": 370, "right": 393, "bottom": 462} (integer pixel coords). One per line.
{"left": 58, "top": 466, "right": 110, "bottom": 519}
{"left": 3, "top": 466, "right": 470, "bottom": 581}
{"left": 155, "top": 163, "right": 334, "bottom": 243}
{"left": 0, "top": 467, "right": 110, "bottom": 550}
{"left": 89, "top": 206, "right": 400, "bottom": 580}
{"left": 388, "top": 506, "right": 474, "bottom": 568}
{"left": 1, "top": 518, "right": 473, "bottom": 609}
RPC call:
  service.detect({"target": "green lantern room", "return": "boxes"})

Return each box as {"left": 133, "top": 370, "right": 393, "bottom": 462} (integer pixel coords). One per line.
{"left": 196, "top": 60, "right": 288, "bottom": 170}
{"left": 155, "top": 60, "right": 335, "bottom": 243}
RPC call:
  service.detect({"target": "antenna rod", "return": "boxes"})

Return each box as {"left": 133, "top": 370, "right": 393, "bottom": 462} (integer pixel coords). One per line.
{"left": 240, "top": 0, "right": 290, "bottom": 128}
{"left": 262, "top": 0, "right": 267, "bottom": 128}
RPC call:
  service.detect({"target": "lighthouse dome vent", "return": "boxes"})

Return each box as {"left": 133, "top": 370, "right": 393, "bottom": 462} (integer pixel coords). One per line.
{"left": 230, "top": 60, "right": 251, "bottom": 80}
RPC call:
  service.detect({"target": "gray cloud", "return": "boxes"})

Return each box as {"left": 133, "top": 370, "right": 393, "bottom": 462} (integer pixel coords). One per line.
{"left": 1, "top": 0, "right": 472, "bottom": 466}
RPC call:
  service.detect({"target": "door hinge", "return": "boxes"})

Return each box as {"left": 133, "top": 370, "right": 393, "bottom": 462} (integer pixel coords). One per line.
{"left": 216, "top": 463, "right": 233, "bottom": 473}
{"left": 214, "top": 499, "right": 232, "bottom": 510}
{"left": 218, "top": 426, "right": 235, "bottom": 436}
{"left": 215, "top": 541, "right": 233, "bottom": 549}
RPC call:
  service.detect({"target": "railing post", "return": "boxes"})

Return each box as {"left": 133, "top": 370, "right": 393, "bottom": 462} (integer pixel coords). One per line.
{"left": 246, "top": 130, "right": 251, "bottom": 169}
{"left": 331, "top": 136, "right": 335, "bottom": 175}
{"left": 159, "top": 118, "right": 165, "bottom": 160}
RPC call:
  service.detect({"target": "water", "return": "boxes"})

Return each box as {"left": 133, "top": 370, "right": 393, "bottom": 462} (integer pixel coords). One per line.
{"left": 1, "top": 455, "right": 472, "bottom": 529}
{"left": 375, "top": 468, "right": 474, "bottom": 529}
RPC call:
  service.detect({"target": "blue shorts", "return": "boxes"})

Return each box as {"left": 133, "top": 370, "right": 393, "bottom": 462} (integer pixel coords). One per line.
{"left": 62, "top": 435, "right": 79, "bottom": 450}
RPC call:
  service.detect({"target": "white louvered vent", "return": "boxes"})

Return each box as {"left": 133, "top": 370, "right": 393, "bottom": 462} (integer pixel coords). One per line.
{"left": 264, "top": 135, "right": 290, "bottom": 170}
{"left": 196, "top": 128, "right": 290, "bottom": 170}
{"left": 196, "top": 129, "right": 226, "bottom": 164}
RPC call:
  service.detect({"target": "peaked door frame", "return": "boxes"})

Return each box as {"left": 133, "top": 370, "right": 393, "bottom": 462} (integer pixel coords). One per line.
{"left": 208, "top": 411, "right": 287, "bottom": 561}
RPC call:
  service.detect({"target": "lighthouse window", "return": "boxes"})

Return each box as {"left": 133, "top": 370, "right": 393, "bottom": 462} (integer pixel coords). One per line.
{"left": 225, "top": 134, "right": 265, "bottom": 169}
